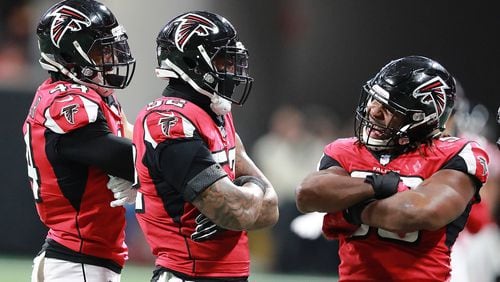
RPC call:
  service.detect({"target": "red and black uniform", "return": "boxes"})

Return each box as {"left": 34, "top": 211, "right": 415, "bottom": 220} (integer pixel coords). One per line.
{"left": 134, "top": 82, "right": 249, "bottom": 280}
{"left": 320, "top": 137, "right": 489, "bottom": 281}
{"left": 22, "top": 78, "right": 134, "bottom": 273}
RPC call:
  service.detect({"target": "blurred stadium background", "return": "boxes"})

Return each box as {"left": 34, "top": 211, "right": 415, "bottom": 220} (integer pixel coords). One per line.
{"left": 1, "top": 0, "right": 498, "bottom": 281}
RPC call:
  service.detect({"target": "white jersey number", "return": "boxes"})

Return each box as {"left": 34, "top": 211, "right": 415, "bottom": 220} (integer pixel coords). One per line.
{"left": 24, "top": 124, "right": 42, "bottom": 202}
{"left": 350, "top": 171, "right": 423, "bottom": 243}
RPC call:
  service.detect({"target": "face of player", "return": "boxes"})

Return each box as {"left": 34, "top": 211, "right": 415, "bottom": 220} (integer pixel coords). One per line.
{"left": 365, "top": 98, "right": 405, "bottom": 140}
{"left": 85, "top": 39, "right": 134, "bottom": 95}
{"left": 213, "top": 55, "right": 236, "bottom": 75}
{"left": 89, "top": 45, "right": 116, "bottom": 69}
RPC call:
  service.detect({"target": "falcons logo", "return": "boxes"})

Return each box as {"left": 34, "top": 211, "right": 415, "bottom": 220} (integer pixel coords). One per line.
{"left": 158, "top": 113, "right": 178, "bottom": 136}
{"left": 412, "top": 77, "right": 449, "bottom": 117}
{"left": 174, "top": 13, "right": 218, "bottom": 52}
{"left": 49, "top": 5, "right": 91, "bottom": 48}
{"left": 61, "top": 104, "right": 78, "bottom": 124}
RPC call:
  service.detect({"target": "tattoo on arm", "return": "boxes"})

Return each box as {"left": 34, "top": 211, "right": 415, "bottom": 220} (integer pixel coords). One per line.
{"left": 192, "top": 177, "right": 263, "bottom": 230}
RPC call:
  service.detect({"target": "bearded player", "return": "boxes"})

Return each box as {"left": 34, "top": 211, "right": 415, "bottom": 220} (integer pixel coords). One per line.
{"left": 296, "top": 56, "right": 489, "bottom": 281}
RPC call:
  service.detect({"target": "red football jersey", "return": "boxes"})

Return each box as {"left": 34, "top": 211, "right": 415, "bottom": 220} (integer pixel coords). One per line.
{"left": 22, "top": 79, "right": 128, "bottom": 266}
{"left": 322, "top": 137, "right": 489, "bottom": 281}
{"left": 133, "top": 96, "right": 250, "bottom": 278}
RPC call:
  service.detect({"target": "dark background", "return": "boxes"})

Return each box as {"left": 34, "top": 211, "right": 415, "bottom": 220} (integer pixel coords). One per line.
{"left": 1, "top": 0, "right": 498, "bottom": 258}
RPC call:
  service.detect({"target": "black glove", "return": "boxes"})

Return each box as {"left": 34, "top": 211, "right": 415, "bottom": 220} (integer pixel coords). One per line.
{"left": 190, "top": 214, "right": 225, "bottom": 242}
{"left": 343, "top": 199, "right": 375, "bottom": 225}
{"left": 365, "top": 171, "right": 401, "bottom": 199}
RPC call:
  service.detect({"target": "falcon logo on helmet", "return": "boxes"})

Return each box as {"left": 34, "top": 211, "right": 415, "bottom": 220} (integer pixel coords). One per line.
{"left": 174, "top": 13, "right": 218, "bottom": 52}
{"left": 61, "top": 104, "right": 78, "bottom": 124}
{"left": 413, "top": 77, "right": 449, "bottom": 117}
{"left": 49, "top": 5, "right": 91, "bottom": 48}
{"left": 158, "top": 113, "right": 178, "bottom": 136}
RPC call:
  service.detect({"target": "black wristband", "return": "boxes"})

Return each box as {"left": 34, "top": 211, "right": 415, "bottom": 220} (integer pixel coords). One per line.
{"left": 233, "top": 176, "right": 267, "bottom": 194}
{"left": 364, "top": 171, "right": 400, "bottom": 199}
{"left": 343, "top": 198, "right": 375, "bottom": 225}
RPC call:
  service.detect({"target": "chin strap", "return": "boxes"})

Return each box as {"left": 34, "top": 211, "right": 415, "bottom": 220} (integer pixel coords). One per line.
{"left": 210, "top": 94, "right": 232, "bottom": 116}
{"left": 160, "top": 59, "right": 233, "bottom": 115}
{"left": 40, "top": 53, "right": 113, "bottom": 97}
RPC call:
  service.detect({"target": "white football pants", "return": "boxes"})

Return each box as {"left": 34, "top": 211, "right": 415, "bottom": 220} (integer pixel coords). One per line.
{"left": 31, "top": 251, "right": 121, "bottom": 282}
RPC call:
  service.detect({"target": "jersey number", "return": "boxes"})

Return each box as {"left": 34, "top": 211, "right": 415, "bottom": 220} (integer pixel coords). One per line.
{"left": 212, "top": 147, "right": 236, "bottom": 173}
{"left": 351, "top": 171, "right": 423, "bottom": 243}
{"left": 24, "top": 124, "right": 42, "bottom": 202}
{"left": 49, "top": 83, "right": 88, "bottom": 94}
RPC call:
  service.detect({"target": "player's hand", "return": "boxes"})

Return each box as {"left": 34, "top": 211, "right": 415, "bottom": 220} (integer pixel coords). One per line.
{"left": 120, "top": 110, "right": 134, "bottom": 139}
{"left": 290, "top": 212, "right": 325, "bottom": 240}
{"left": 191, "top": 213, "right": 225, "bottom": 242}
{"left": 107, "top": 176, "right": 136, "bottom": 207}
{"left": 365, "top": 171, "right": 401, "bottom": 199}
{"left": 323, "top": 211, "right": 360, "bottom": 240}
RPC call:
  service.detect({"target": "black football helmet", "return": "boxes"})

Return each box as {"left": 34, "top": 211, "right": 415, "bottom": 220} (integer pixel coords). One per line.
{"left": 355, "top": 55, "right": 456, "bottom": 151}
{"left": 37, "top": 0, "right": 135, "bottom": 91}
{"left": 155, "top": 11, "right": 253, "bottom": 107}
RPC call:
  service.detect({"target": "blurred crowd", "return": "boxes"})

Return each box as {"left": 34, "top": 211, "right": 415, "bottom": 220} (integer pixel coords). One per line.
{"left": 0, "top": 0, "right": 35, "bottom": 85}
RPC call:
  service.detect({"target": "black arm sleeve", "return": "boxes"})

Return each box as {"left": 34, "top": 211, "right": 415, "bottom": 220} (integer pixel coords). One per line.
{"left": 56, "top": 119, "right": 134, "bottom": 182}
{"left": 157, "top": 135, "right": 227, "bottom": 202}
{"left": 318, "top": 154, "right": 342, "bottom": 171}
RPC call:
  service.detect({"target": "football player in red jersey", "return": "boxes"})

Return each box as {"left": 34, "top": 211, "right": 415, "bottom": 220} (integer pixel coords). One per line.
{"left": 133, "top": 11, "right": 279, "bottom": 282}
{"left": 23, "top": 0, "right": 136, "bottom": 281}
{"left": 296, "top": 56, "right": 489, "bottom": 281}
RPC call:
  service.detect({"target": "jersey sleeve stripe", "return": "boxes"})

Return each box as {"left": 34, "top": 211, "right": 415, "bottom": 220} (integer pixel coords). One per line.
{"left": 144, "top": 118, "right": 158, "bottom": 149}
{"left": 182, "top": 116, "right": 195, "bottom": 137}
{"left": 458, "top": 143, "right": 476, "bottom": 176}
{"left": 44, "top": 108, "right": 65, "bottom": 133}
{"left": 80, "top": 96, "right": 99, "bottom": 123}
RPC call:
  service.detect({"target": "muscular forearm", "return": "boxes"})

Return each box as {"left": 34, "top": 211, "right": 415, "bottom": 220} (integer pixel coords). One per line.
{"left": 193, "top": 179, "right": 265, "bottom": 231}
{"left": 296, "top": 170, "right": 374, "bottom": 213}
{"left": 361, "top": 191, "right": 429, "bottom": 233}
{"left": 361, "top": 185, "right": 467, "bottom": 232}
{"left": 248, "top": 187, "right": 279, "bottom": 230}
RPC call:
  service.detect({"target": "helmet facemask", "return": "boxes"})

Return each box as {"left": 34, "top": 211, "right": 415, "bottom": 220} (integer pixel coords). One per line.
{"left": 208, "top": 41, "right": 253, "bottom": 105}
{"left": 84, "top": 29, "right": 135, "bottom": 89}
{"left": 355, "top": 82, "right": 445, "bottom": 152}
{"left": 355, "top": 85, "right": 413, "bottom": 151}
